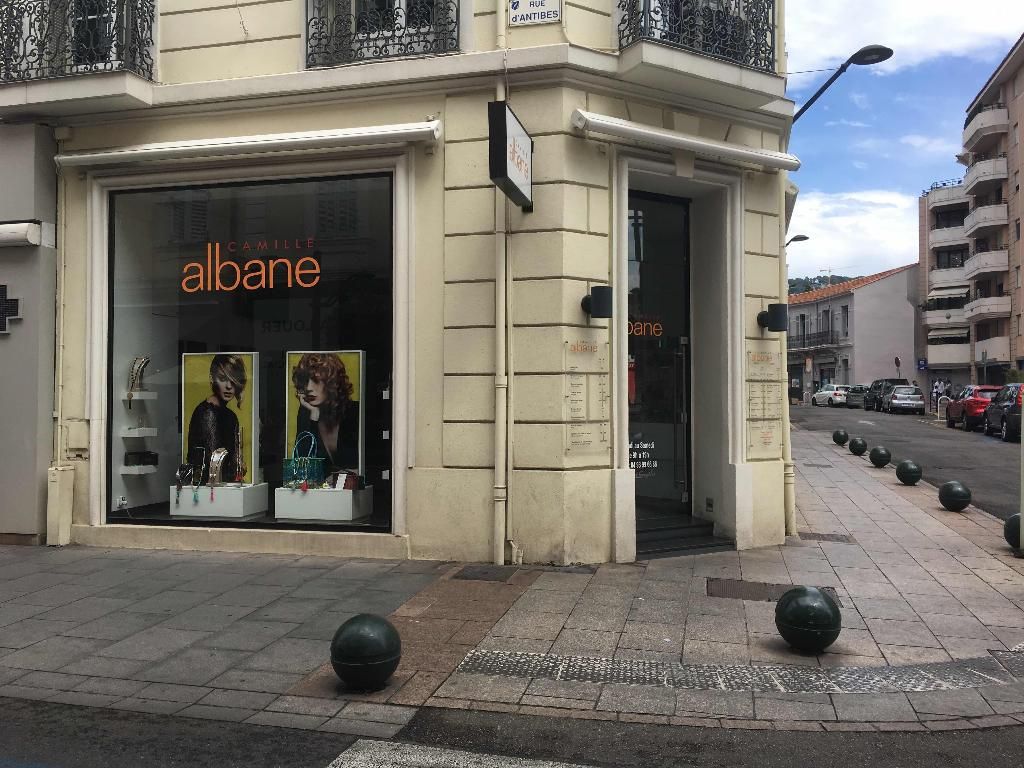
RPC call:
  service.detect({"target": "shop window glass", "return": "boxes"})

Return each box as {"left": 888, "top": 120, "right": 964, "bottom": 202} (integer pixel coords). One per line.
{"left": 108, "top": 174, "right": 394, "bottom": 531}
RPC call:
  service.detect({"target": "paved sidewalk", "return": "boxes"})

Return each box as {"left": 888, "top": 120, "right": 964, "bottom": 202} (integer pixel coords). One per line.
{"left": 3, "top": 427, "right": 1024, "bottom": 733}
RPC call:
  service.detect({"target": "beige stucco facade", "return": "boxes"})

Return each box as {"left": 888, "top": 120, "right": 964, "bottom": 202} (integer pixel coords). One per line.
{"left": 0, "top": 0, "right": 797, "bottom": 562}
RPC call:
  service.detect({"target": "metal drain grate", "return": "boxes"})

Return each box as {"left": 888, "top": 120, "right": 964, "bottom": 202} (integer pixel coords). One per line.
{"left": 799, "top": 531, "right": 856, "bottom": 544}
{"left": 452, "top": 565, "right": 521, "bottom": 582}
{"left": 707, "top": 577, "right": 840, "bottom": 603}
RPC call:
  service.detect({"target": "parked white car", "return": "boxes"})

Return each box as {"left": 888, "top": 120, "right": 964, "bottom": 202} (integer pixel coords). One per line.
{"left": 812, "top": 384, "right": 850, "bottom": 407}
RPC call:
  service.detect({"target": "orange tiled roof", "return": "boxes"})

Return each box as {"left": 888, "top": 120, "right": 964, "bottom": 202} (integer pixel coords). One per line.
{"left": 788, "top": 264, "right": 916, "bottom": 306}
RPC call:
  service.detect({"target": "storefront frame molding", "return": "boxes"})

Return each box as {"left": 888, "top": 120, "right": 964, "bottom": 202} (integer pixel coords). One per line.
{"left": 610, "top": 150, "right": 747, "bottom": 558}
{"left": 81, "top": 153, "right": 416, "bottom": 547}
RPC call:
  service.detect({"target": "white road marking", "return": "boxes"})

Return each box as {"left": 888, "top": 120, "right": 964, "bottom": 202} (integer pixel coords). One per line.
{"left": 328, "top": 741, "right": 595, "bottom": 768}
{"left": 857, "top": 420, "right": 876, "bottom": 426}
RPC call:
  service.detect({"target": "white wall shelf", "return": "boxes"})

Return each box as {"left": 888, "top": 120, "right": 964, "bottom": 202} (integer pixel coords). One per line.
{"left": 120, "top": 427, "right": 158, "bottom": 438}
{"left": 120, "top": 465, "right": 158, "bottom": 475}
{"left": 122, "top": 391, "right": 158, "bottom": 401}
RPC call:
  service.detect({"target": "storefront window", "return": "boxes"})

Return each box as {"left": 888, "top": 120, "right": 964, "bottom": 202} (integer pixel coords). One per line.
{"left": 108, "top": 174, "right": 393, "bottom": 530}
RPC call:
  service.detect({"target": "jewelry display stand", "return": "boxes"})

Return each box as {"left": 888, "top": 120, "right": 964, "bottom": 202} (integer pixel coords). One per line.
{"left": 169, "top": 482, "right": 269, "bottom": 519}
{"left": 274, "top": 486, "right": 373, "bottom": 522}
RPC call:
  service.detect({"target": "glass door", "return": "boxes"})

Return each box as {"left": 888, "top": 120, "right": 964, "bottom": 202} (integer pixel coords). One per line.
{"left": 627, "top": 191, "right": 691, "bottom": 518}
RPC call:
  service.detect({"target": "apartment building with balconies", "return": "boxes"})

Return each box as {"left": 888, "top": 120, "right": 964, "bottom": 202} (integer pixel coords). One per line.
{"left": 0, "top": 1, "right": 800, "bottom": 560}
{"left": 786, "top": 264, "right": 918, "bottom": 396}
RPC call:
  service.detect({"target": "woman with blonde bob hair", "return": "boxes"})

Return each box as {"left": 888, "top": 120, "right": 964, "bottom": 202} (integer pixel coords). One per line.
{"left": 187, "top": 354, "right": 247, "bottom": 483}
{"left": 291, "top": 353, "right": 358, "bottom": 474}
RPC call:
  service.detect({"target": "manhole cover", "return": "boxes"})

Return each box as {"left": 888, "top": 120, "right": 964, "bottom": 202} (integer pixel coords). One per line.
{"left": 799, "top": 531, "right": 856, "bottom": 544}
{"left": 707, "top": 578, "right": 839, "bottom": 603}
{"left": 452, "top": 565, "right": 521, "bottom": 582}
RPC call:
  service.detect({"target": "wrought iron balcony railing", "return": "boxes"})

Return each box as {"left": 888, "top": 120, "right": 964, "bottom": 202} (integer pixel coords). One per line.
{"left": 617, "top": 0, "right": 776, "bottom": 73}
{"left": 788, "top": 331, "right": 839, "bottom": 351}
{"left": 0, "top": 0, "right": 154, "bottom": 83}
{"left": 307, "top": 0, "right": 458, "bottom": 68}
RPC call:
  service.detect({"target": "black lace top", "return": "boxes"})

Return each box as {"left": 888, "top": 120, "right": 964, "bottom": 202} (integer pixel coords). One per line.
{"left": 187, "top": 401, "right": 240, "bottom": 483}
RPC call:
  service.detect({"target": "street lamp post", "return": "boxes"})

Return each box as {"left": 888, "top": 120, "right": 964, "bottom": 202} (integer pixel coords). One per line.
{"left": 794, "top": 45, "right": 894, "bottom": 123}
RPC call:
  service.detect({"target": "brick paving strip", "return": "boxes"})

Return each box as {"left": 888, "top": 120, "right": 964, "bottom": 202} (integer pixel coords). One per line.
{"left": 4, "top": 429, "right": 1024, "bottom": 733}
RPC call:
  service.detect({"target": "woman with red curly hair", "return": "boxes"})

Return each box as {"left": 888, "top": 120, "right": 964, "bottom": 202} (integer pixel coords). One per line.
{"left": 291, "top": 353, "right": 359, "bottom": 474}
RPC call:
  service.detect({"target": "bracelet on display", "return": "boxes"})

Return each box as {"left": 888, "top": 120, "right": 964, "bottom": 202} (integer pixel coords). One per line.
{"left": 208, "top": 448, "right": 228, "bottom": 502}
{"left": 190, "top": 448, "right": 205, "bottom": 504}
{"left": 126, "top": 356, "right": 151, "bottom": 409}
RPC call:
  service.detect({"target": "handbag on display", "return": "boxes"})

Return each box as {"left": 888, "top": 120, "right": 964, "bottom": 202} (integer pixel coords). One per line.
{"left": 283, "top": 431, "right": 325, "bottom": 492}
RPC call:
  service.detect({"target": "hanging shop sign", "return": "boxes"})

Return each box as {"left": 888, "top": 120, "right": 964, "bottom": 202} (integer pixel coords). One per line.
{"left": 508, "top": 0, "right": 561, "bottom": 26}
{"left": 488, "top": 101, "right": 533, "bottom": 211}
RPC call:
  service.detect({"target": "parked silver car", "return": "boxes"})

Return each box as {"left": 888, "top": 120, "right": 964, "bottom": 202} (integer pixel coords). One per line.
{"left": 845, "top": 384, "right": 869, "bottom": 409}
{"left": 882, "top": 385, "right": 926, "bottom": 415}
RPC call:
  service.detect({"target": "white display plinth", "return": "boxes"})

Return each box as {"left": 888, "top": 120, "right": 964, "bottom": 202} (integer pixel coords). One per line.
{"left": 274, "top": 486, "right": 373, "bottom": 522}
{"left": 169, "top": 483, "right": 268, "bottom": 519}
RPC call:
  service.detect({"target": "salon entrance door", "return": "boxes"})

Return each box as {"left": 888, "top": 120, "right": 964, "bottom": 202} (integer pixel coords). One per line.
{"left": 627, "top": 192, "right": 719, "bottom": 557}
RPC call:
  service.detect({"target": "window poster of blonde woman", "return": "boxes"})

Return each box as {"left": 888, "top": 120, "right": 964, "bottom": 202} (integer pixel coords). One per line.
{"left": 285, "top": 351, "right": 365, "bottom": 481}
{"left": 181, "top": 353, "right": 258, "bottom": 485}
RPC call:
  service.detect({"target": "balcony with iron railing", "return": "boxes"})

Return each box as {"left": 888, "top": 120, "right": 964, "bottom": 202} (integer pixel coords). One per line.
{"left": 787, "top": 330, "right": 840, "bottom": 352}
{"left": 924, "top": 178, "right": 967, "bottom": 209}
{"left": 963, "top": 245, "right": 1009, "bottom": 281}
{"left": 964, "top": 198, "right": 1008, "bottom": 237}
{"left": 964, "top": 152, "right": 1008, "bottom": 196}
{"left": 306, "top": 0, "right": 459, "bottom": 68}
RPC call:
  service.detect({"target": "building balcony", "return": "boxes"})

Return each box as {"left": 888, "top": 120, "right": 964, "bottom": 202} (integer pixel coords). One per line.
{"left": 306, "top": 0, "right": 459, "bottom": 68}
{"left": 929, "top": 266, "right": 966, "bottom": 287}
{"left": 927, "top": 344, "right": 971, "bottom": 367}
{"left": 964, "top": 295, "right": 1012, "bottom": 323}
{"left": 929, "top": 225, "right": 969, "bottom": 248}
{"left": 787, "top": 330, "right": 842, "bottom": 352}
{"left": 964, "top": 154, "right": 1008, "bottom": 196}
{"left": 925, "top": 181, "right": 968, "bottom": 209}
{"left": 923, "top": 308, "right": 967, "bottom": 327}
{"left": 964, "top": 202, "right": 1008, "bottom": 238}
{"left": 963, "top": 104, "right": 1008, "bottom": 152}
{"left": 963, "top": 248, "right": 1009, "bottom": 281}
{"left": 975, "top": 336, "right": 1011, "bottom": 364}
{"left": 0, "top": 0, "right": 155, "bottom": 118}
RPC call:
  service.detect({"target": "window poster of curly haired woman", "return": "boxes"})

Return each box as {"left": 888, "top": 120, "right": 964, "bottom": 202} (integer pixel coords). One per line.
{"left": 181, "top": 353, "right": 259, "bottom": 485}
{"left": 285, "top": 351, "right": 365, "bottom": 482}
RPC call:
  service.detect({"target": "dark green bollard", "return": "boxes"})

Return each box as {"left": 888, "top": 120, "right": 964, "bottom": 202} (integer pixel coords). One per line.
{"left": 869, "top": 446, "right": 891, "bottom": 468}
{"left": 775, "top": 586, "right": 842, "bottom": 653}
{"left": 938, "top": 481, "right": 972, "bottom": 513}
{"left": 331, "top": 614, "right": 402, "bottom": 691}
{"left": 1004, "top": 514, "right": 1021, "bottom": 550}
{"left": 848, "top": 437, "right": 867, "bottom": 456}
{"left": 895, "top": 460, "right": 922, "bottom": 486}
{"left": 832, "top": 429, "right": 849, "bottom": 446}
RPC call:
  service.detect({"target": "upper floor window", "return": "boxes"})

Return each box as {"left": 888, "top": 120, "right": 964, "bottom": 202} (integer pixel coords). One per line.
{"left": 935, "top": 249, "right": 966, "bottom": 269}
{"left": 306, "top": 0, "right": 459, "bottom": 68}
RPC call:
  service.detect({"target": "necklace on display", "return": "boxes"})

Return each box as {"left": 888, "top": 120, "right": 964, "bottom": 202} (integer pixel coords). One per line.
{"left": 191, "top": 448, "right": 205, "bottom": 504}
{"left": 126, "top": 356, "right": 151, "bottom": 410}
{"left": 174, "top": 464, "right": 193, "bottom": 506}
{"left": 209, "top": 448, "right": 228, "bottom": 503}
{"left": 234, "top": 425, "right": 244, "bottom": 485}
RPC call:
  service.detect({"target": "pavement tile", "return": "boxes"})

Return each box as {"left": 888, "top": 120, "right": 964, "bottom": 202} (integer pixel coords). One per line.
{"left": 719, "top": 719, "right": 772, "bottom": 730}
{"left": 196, "top": 689, "right": 279, "bottom": 710}
{"left": 918, "top": 612, "right": 998, "bottom": 640}
{"left": 62, "top": 611, "right": 166, "bottom": 641}
{"left": 57, "top": 656, "right": 148, "bottom": 678}
{"left": 618, "top": 621, "right": 686, "bottom": 653}
{"left": 0, "top": 666, "right": 26, "bottom": 685}
{"left": 852, "top": 598, "right": 915, "bottom": 620}
{"left": 597, "top": 683, "right": 675, "bottom": 715}
{"left": 388, "top": 671, "right": 449, "bottom": 706}
{"left": 529, "top": 573, "right": 593, "bottom": 593}
{"left": 490, "top": 611, "right": 566, "bottom": 641}
{"left": 967, "top": 715, "right": 1019, "bottom": 729}
{"left": 245, "top": 711, "right": 329, "bottom": 730}
{"left": 629, "top": 599, "right": 691, "bottom": 625}
{"left": 923, "top": 719, "right": 977, "bottom": 731}
{"left": 14, "top": 670, "right": 89, "bottom": 690}
{"left": 824, "top": 627, "right": 883, "bottom": 658}
{"left": 550, "top": 629, "right": 620, "bottom": 658}
{"left": 434, "top": 672, "right": 529, "bottom": 703}
{"left": 179, "top": 704, "right": 258, "bottom": 722}
{"left": 0, "top": 636, "right": 109, "bottom": 671}
{"left": 74, "top": 677, "right": 149, "bottom": 697}
{"left": 754, "top": 692, "right": 836, "bottom": 721}
{"left": 318, "top": 717, "right": 404, "bottom": 737}
{"left": 563, "top": 603, "right": 630, "bottom": 633}
{"left": 136, "top": 682, "right": 212, "bottom": 703}
{"left": 134, "top": 647, "right": 251, "bottom": 686}
{"left": 513, "top": 590, "right": 580, "bottom": 614}
{"left": 0, "top": 684, "right": 56, "bottom": 701}
{"left": 520, "top": 695, "right": 594, "bottom": 710}
{"left": 47, "top": 690, "right": 121, "bottom": 708}
{"left": 8, "top": 584, "right": 107, "bottom": 608}
{"left": 34, "top": 597, "right": 134, "bottom": 624}
{"left": 525, "top": 679, "right": 601, "bottom": 701}
{"left": 207, "top": 668, "right": 305, "bottom": 694}
{"left": 0, "top": 604, "right": 51, "bottom": 628}
{"left": 866, "top": 618, "right": 941, "bottom": 648}
{"left": 908, "top": 689, "right": 995, "bottom": 717}
{"left": 107, "top": 697, "right": 189, "bottom": 715}
{"left": 265, "top": 695, "right": 345, "bottom": 717}
{"left": 97, "top": 627, "right": 211, "bottom": 662}
{"left": 123, "top": 591, "right": 216, "bottom": 615}
{"left": 684, "top": 614, "right": 747, "bottom": 643}
{"left": 389, "top": 617, "right": 465, "bottom": 644}
{"left": 158, "top": 603, "right": 258, "bottom": 631}
{"left": 683, "top": 640, "right": 750, "bottom": 665}
{"left": 879, "top": 645, "right": 952, "bottom": 665}
{"left": 340, "top": 701, "right": 417, "bottom": 724}
{"left": 831, "top": 693, "right": 918, "bottom": 722}
{"left": 249, "top": 598, "right": 333, "bottom": 623}
{"left": 203, "top": 620, "right": 300, "bottom": 650}
{"left": 448, "top": 621, "right": 492, "bottom": 646}
{"left": 675, "top": 690, "right": 754, "bottom": 718}
{"left": 0, "top": 619, "right": 80, "bottom": 649}
{"left": 938, "top": 636, "right": 1006, "bottom": 659}
{"left": 239, "top": 638, "right": 328, "bottom": 675}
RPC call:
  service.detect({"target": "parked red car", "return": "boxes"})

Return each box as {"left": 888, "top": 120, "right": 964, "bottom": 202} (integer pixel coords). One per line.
{"left": 946, "top": 385, "right": 1001, "bottom": 431}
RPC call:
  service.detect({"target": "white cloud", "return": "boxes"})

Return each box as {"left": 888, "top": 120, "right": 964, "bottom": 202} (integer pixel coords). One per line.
{"left": 825, "top": 119, "right": 871, "bottom": 128}
{"left": 899, "top": 134, "right": 961, "bottom": 156}
{"left": 849, "top": 92, "right": 871, "bottom": 110}
{"left": 786, "top": 1, "right": 1024, "bottom": 92}
{"left": 852, "top": 161, "right": 868, "bottom": 170}
{"left": 786, "top": 190, "right": 919, "bottom": 278}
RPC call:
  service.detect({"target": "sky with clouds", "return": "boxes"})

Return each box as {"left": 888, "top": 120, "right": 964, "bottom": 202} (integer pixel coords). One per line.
{"left": 786, "top": 1, "right": 1024, "bottom": 280}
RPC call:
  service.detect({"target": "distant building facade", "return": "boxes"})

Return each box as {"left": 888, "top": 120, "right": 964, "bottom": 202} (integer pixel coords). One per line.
{"left": 787, "top": 265, "right": 920, "bottom": 394}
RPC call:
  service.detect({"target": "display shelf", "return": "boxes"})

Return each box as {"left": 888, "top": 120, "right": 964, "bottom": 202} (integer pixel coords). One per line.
{"left": 122, "top": 391, "right": 158, "bottom": 401}
{"left": 170, "top": 483, "right": 269, "bottom": 519}
{"left": 275, "top": 486, "right": 373, "bottom": 522}
{"left": 120, "top": 427, "right": 158, "bottom": 438}
{"left": 120, "top": 465, "right": 158, "bottom": 475}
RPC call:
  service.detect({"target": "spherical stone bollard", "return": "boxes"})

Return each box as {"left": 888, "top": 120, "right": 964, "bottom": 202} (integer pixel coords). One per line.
{"left": 895, "top": 460, "right": 922, "bottom": 486}
{"left": 1004, "top": 514, "right": 1021, "bottom": 550}
{"left": 832, "top": 429, "right": 849, "bottom": 446}
{"left": 938, "top": 480, "right": 972, "bottom": 513}
{"left": 848, "top": 437, "right": 868, "bottom": 456}
{"left": 775, "top": 586, "right": 842, "bottom": 653}
{"left": 330, "top": 614, "right": 402, "bottom": 691}
{"left": 869, "top": 446, "right": 891, "bottom": 468}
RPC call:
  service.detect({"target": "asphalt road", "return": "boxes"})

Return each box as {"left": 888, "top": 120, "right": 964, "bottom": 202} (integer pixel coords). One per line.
{"left": 791, "top": 403, "right": 1021, "bottom": 521}
{"left": 4, "top": 697, "right": 1024, "bottom": 768}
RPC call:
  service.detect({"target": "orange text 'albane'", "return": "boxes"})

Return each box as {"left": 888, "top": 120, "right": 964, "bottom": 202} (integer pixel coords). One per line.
{"left": 181, "top": 242, "right": 321, "bottom": 293}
